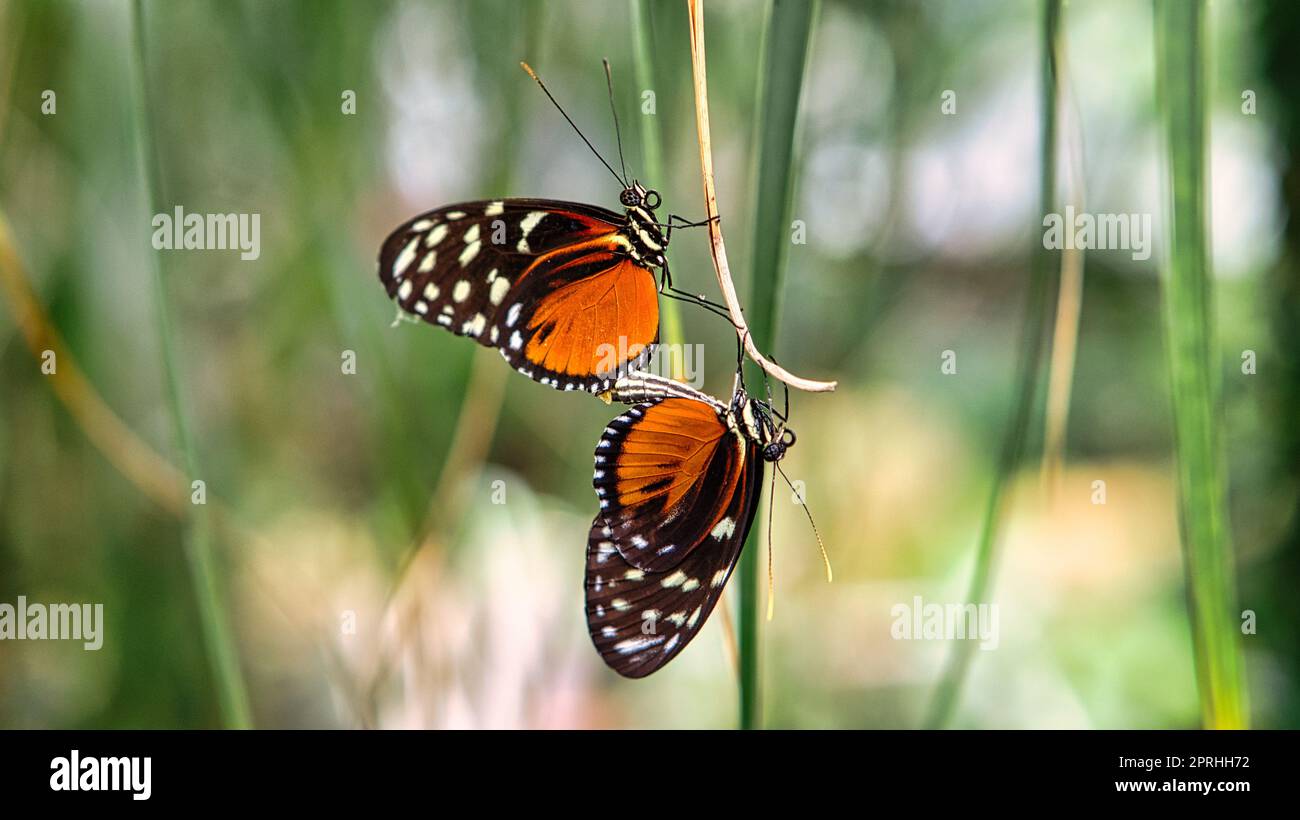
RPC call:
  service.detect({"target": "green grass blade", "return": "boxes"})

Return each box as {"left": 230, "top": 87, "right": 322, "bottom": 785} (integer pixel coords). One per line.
{"left": 740, "top": 0, "right": 819, "bottom": 730}
{"left": 924, "top": 0, "right": 1062, "bottom": 729}
{"left": 130, "top": 0, "right": 253, "bottom": 729}
{"left": 1153, "top": 0, "right": 1249, "bottom": 729}
{"left": 632, "top": 0, "right": 685, "bottom": 376}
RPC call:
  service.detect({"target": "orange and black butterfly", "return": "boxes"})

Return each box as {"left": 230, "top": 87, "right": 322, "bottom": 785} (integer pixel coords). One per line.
{"left": 583, "top": 371, "right": 803, "bottom": 677}
{"left": 379, "top": 186, "right": 669, "bottom": 393}
{"left": 378, "top": 62, "right": 721, "bottom": 393}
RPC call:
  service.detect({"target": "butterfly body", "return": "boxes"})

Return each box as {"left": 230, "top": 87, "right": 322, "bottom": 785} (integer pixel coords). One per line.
{"left": 584, "top": 372, "right": 794, "bottom": 677}
{"left": 616, "top": 181, "right": 668, "bottom": 267}
{"left": 379, "top": 182, "right": 669, "bottom": 393}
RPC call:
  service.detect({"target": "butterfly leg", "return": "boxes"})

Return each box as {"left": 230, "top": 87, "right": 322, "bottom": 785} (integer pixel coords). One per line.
{"left": 731, "top": 330, "right": 749, "bottom": 397}
{"left": 667, "top": 213, "right": 719, "bottom": 228}
{"left": 662, "top": 213, "right": 719, "bottom": 245}
{"left": 390, "top": 305, "right": 423, "bottom": 328}
{"left": 657, "top": 261, "right": 739, "bottom": 327}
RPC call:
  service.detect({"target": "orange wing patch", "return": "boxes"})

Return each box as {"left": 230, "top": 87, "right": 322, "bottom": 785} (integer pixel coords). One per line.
{"left": 523, "top": 253, "right": 658, "bottom": 379}
{"left": 613, "top": 399, "right": 727, "bottom": 511}
{"left": 593, "top": 398, "right": 747, "bottom": 572}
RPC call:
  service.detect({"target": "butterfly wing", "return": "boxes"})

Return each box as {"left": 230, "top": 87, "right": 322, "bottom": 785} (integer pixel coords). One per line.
{"left": 593, "top": 396, "right": 741, "bottom": 572}
{"left": 585, "top": 398, "right": 765, "bottom": 677}
{"left": 379, "top": 199, "right": 658, "bottom": 392}
{"left": 496, "top": 241, "right": 658, "bottom": 391}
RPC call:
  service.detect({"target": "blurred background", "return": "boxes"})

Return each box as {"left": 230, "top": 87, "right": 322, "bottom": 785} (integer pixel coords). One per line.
{"left": 0, "top": 0, "right": 1296, "bottom": 729}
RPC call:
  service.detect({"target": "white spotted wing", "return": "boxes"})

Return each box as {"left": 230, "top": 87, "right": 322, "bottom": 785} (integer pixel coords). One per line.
{"left": 585, "top": 397, "right": 764, "bottom": 677}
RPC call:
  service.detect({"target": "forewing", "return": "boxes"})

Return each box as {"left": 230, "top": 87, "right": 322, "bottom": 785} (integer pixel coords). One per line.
{"left": 593, "top": 397, "right": 741, "bottom": 572}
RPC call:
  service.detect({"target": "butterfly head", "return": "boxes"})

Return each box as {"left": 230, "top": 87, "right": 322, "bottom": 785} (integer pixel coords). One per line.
{"left": 760, "top": 416, "right": 796, "bottom": 462}
{"left": 735, "top": 393, "right": 796, "bottom": 463}
{"left": 620, "top": 180, "right": 662, "bottom": 211}
{"left": 762, "top": 428, "right": 796, "bottom": 463}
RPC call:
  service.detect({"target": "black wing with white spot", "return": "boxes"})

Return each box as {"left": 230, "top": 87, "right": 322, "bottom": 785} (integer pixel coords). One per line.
{"left": 378, "top": 199, "right": 658, "bottom": 392}
{"left": 585, "top": 406, "right": 764, "bottom": 678}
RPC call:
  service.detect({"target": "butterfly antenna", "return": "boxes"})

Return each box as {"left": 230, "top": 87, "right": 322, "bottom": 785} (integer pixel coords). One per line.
{"left": 777, "top": 463, "right": 832, "bottom": 583}
{"left": 602, "top": 59, "right": 630, "bottom": 186}
{"left": 766, "top": 466, "right": 777, "bottom": 622}
{"left": 520, "top": 61, "right": 626, "bottom": 188}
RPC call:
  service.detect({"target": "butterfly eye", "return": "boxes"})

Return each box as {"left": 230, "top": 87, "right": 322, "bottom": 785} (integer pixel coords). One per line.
{"left": 762, "top": 442, "right": 786, "bottom": 462}
{"left": 644, "top": 189, "right": 662, "bottom": 210}
{"left": 620, "top": 188, "right": 639, "bottom": 207}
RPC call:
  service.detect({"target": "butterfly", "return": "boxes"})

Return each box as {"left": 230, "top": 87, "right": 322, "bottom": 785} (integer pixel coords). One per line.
{"left": 377, "top": 62, "right": 722, "bottom": 394}
{"left": 583, "top": 371, "right": 802, "bottom": 677}
{"left": 378, "top": 186, "right": 671, "bottom": 393}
